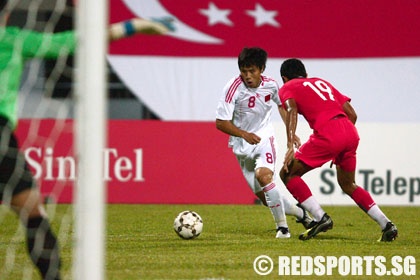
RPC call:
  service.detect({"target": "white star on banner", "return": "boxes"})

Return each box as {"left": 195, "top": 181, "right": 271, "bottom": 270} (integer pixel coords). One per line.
{"left": 199, "top": 2, "right": 233, "bottom": 26}
{"left": 246, "top": 3, "right": 280, "bottom": 27}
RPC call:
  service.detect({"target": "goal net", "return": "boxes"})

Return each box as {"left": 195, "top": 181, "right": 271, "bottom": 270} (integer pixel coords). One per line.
{"left": 0, "top": 0, "right": 106, "bottom": 279}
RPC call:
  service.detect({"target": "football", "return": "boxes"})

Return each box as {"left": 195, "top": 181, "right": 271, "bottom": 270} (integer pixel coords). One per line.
{"left": 173, "top": 210, "right": 203, "bottom": 239}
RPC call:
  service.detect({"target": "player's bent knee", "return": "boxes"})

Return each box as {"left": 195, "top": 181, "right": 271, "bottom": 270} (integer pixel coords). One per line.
{"left": 255, "top": 168, "right": 273, "bottom": 186}
{"left": 11, "top": 189, "right": 45, "bottom": 218}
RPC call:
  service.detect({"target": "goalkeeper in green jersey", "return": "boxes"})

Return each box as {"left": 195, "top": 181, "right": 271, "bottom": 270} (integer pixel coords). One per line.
{"left": 0, "top": 1, "right": 173, "bottom": 278}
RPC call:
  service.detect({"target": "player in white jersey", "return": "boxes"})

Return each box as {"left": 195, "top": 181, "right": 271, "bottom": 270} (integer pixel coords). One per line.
{"left": 216, "top": 47, "right": 315, "bottom": 238}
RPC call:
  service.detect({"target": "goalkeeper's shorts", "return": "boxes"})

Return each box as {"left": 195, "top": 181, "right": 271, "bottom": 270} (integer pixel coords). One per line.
{"left": 0, "top": 116, "right": 36, "bottom": 200}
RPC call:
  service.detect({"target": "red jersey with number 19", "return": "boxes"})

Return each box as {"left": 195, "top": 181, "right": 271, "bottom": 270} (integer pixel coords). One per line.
{"left": 279, "top": 77, "right": 351, "bottom": 131}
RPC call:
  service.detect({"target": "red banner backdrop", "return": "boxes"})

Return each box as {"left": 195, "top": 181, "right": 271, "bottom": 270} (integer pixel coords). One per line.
{"left": 15, "top": 120, "right": 255, "bottom": 204}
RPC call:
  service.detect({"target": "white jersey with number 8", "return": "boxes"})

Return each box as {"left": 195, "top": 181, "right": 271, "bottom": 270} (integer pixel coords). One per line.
{"left": 216, "top": 75, "right": 281, "bottom": 156}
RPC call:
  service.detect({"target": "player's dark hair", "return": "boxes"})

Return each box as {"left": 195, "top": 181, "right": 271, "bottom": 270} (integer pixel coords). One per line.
{"left": 238, "top": 47, "right": 267, "bottom": 71}
{"left": 0, "top": 0, "right": 7, "bottom": 12}
{"left": 280, "top": 58, "right": 307, "bottom": 80}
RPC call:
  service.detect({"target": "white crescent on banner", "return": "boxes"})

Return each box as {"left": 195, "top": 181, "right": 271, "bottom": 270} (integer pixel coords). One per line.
{"left": 123, "top": 0, "right": 223, "bottom": 44}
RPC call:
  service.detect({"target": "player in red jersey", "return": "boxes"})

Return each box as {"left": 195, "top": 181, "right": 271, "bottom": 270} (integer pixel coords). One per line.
{"left": 278, "top": 58, "right": 398, "bottom": 241}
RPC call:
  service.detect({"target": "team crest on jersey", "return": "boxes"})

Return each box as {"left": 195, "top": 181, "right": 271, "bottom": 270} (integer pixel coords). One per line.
{"left": 265, "top": 95, "right": 270, "bottom": 102}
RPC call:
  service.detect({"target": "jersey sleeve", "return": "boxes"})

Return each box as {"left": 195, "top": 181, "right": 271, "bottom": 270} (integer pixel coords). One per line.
{"left": 215, "top": 77, "right": 239, "bottom": 120}
{"left": 20, "top": 30, "right": 77, "bottom": 59}
{"left": 279, "top": 86, "right": 293, "bottom": 109}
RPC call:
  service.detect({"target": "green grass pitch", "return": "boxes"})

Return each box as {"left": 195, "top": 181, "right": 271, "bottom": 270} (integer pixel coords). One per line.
{"left": 0, "top": 204, "right": 419, "bottom": 279}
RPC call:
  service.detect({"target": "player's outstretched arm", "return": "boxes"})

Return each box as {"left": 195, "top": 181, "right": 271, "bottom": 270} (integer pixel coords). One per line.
{"left": 109, "top": 17, "right": 174, "bottom": 42}
{"left": 278, "top": 105, "right": 301, "bottom": 148}
{"left": 283, "top": 99, "right": 299, "bottom": 172}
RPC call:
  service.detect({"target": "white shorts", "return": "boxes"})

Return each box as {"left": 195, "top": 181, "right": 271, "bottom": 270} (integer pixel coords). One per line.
{"left": 235, "top": 135, "right": 278, "bottom": 194}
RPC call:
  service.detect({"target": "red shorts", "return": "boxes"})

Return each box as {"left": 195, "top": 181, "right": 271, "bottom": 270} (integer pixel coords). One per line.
{"left": 295, "top": 117, "right": 360, "bottom": 172}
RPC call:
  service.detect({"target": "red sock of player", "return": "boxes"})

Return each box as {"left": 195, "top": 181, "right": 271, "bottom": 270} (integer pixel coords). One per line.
{"left": 287, "top": 177, "right": 325, "bottom": 221}
{"left": 351, "top": 186, "right": 376, "bottom": 212}
{"left": 286, "top": 176, "right": 313, "bottom": 203}
{"left": 351, "top": 187, "right": 391, "bottom": 229}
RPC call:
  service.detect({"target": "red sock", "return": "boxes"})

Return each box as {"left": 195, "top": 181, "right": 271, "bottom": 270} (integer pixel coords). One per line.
{"left": 351, "top": 187, "right": 376, "bottom": 212}
{"left": 286, "top": 177, "right": 313, "bottom": 203}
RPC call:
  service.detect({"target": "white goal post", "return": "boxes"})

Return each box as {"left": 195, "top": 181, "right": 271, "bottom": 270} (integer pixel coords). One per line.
{"left": 74, "top": 0, "right": 108, "bottom": 279}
